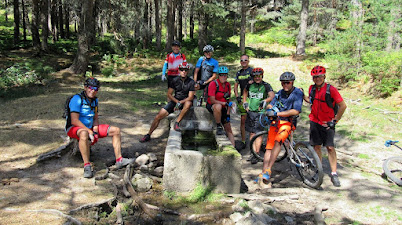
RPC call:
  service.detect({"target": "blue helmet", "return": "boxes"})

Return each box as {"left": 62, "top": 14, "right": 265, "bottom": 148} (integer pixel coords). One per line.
{"left": 218, "top": 66, "right": 229, "bottom": 74}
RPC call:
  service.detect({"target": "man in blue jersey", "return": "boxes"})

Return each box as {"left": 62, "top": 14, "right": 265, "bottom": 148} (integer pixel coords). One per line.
{"left": 66, "top": 78, "right": 134, "bottom": 178}
{"left": 193, "top": 45, "right": 219, "bottom": 105}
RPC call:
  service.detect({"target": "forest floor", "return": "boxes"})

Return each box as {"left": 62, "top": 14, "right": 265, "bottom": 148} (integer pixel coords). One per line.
{"left": 0, "top": 52, "right": 401, "bottom": 225}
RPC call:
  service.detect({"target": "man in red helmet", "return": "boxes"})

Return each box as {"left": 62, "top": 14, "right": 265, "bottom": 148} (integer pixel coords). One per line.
{"left": 140, "top": 62, "right": 195, "bottom": 142}
{"left": 303, "top": 66, "right": 347, "bottom": 187}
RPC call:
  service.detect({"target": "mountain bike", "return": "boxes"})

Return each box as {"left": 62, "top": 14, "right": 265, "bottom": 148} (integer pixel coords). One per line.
{"left": 383, "top": 140, "right": 402, "bottom": 186}
{"left": 249, "top": 112, "right": 324, "bottom": 189}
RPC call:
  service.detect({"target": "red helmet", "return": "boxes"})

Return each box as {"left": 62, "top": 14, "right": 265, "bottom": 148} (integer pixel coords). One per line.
{"left": 251, "top": 68, "right": 264, "bottom": 76}
{"left": 311, "top": 66, "right": 326, "bottom": 76}
{"left": 178, "top": 62, "right": 190, "bottom": 70}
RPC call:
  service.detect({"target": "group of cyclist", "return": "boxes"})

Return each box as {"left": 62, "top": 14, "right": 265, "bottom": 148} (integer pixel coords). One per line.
{"left": 66, "top": 40, "right": 347, "bottom": 187}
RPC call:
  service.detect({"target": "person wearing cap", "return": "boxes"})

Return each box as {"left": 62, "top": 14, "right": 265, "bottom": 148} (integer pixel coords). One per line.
{"left": 161, "top": 40, "right": 187, "bottom": 90}
{"left": 302, "top": 66, "right": 347, "bottom": 187}
{"left": 206, "top": 66, "right": 235, "bottom": 147}
{"left": 242, "top": 68, "right": 275, "bottom": 164}
{"left": 140, "top": 62, "right": 195, "bottom": 142}
{"left": 254, "top": 72, "right": 303, "bottom": 185}
{"left": 66, "top": 78, "right": 134, "bottom": 178}
{"left": 193, "top": 44, "right": 219, "bottom": 105}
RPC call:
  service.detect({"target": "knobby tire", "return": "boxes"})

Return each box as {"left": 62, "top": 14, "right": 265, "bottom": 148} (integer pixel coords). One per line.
{"left": 383, "top": 156, "right": 402, "bottom": 186}
{"left": 250, "top": 130, "right": 287, "bottom": 162}
{"left": 293, "top": 142, "right": 323, "bottom": 189}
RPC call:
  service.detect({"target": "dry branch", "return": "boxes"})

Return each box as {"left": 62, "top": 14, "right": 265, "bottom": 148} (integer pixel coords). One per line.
{"left": 94, "top": 167, "right": 109, "bottom": 180}
{"left": 36, "top": 140, "right": 75, "bottom": 162}
{"left": 68, "top": 197, "right": 116, "bottom": 214}
{"left": 116, "top": 203, "right": 123, "bottom": 225}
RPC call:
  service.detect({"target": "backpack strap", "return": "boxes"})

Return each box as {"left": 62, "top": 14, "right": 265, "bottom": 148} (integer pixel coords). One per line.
{"left": 214, "top": 80, "right": 230, "bottom": 94}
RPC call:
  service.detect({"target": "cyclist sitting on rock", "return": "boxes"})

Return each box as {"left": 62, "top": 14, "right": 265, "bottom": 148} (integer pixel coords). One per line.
{"left": 140, "top": 62, "right": 195, "bottom": 142}
{"left": 243, "top": 68, "right": 275, "bottom": 164}
{"left": 66, "top": 78, "right": 134, "bottom": 178}
{"left": 255, "top": 72, "right": 303, "bottom": 185}
{"left": 206, "top": 66, "right": 235, "bottom": 147}
{"left": 193, "top": 45, "right": 219, "bottom": 105}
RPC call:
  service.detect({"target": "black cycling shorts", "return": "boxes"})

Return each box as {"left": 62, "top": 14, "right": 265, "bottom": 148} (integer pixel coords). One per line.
{"left": 206, "top": 103, "right": 229, "bottom": 124}
{"left": 245, "top": 111, "right": 265, "bottom": 133}
{"left": 309, "top": 121, "right": 335, "bottom": 147}
{"left": 163, "top": 101, "right": 183, "bottom": 114}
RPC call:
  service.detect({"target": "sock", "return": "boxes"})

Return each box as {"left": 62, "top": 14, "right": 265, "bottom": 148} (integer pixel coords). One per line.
{"left": 331, "top": 172, "right": 337, "bottom": 176}
{"left": 84, "top": 162, "right": 91, "bottom": 167}
{"left": 116, "top": 157, "right": 123, "bottom": 163}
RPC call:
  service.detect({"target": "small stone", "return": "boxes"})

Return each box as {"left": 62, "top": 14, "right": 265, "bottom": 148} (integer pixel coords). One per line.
{"left": 147, "top": 162, "right": 154, "bottom": 168}
{"left": 147, "top": 153, "right": 157, "bottom": 162}
{"left": 229, "top": 212, "right": 243, "bottom": 223}
{"left": 153, "top": 166, "right": 164, "bottom": 177}
{"left": 285, "top": 216, "right": 295, "bottom": 225}
{"left": 139, "top": 165, "right": 148, "bottom": 172}
{"left": 135, "top": 154, "right": 149, "bottom": 166}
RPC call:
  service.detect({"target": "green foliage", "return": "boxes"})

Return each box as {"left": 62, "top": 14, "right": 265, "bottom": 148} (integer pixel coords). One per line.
{"left": 0, "top": 63, "right": 53, "bottom": 89}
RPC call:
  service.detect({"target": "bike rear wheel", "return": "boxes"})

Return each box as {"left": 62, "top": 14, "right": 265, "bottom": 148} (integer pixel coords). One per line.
{"left": 383, "top": 156, "right": 402, "bottom": 186}
{"left": 293, "top": 142, "right": 323, "bottom": 189}
{"left": 250, "top": 130, "right": 287, "bottom": 162}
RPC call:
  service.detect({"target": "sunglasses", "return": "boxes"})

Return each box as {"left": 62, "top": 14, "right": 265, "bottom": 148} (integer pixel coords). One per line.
{"left": 88, "top": 86, "right": 99, "bottom": 91}
{"left": 313, "top": 75, "right": 325, "bottom": 79}
{"left": 254, "top": 75, "right": 263, "bottom": 78}
{"left": 179, "top": 68, "right": 189, "bottom": 71}
{"left": 219, "top": 73, "right": 228, "bottom": 76}
{"left": 240, "top": 59, "right": 248, "bottom": 62}
{"left": 281, "top": 81, "right": 291, "bottom": 85}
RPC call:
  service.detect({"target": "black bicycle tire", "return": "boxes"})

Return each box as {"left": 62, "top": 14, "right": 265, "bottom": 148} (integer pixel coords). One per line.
{"left": 249, "top": 130, "right": 287, "bottom": 162}
{"left": 382, "top": 156, "right": 402, "bottom": 186}
{"left": 293, "top": 142, "right": 324, "bottom": 189}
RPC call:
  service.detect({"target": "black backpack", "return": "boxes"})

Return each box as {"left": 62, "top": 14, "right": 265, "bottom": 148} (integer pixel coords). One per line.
{"left": 195, "top": 57, "right": 206, "bottom": 81}
{"left": 63, "top": 92, "right": 97, "bottom": 130}
{"left": 309, "top": 84, "right": 339, "bottom": 115}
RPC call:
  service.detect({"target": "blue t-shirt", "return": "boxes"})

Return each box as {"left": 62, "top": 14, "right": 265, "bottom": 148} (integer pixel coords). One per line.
{"left": 195, "top": 57, "right": 219, "bottom": 81}
{"left": 270, "top": 88, "right": 303, "bottom": 122}
{"left": 69, "top": 94, "right": 98, "bottom": 129}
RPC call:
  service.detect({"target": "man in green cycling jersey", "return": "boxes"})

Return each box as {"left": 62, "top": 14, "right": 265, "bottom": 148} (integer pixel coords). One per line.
{"left": 234, "top": 55, "right": 253, "bottom": 149}
{"left": 243, "top": 68, "right": 275, "bottom": 164}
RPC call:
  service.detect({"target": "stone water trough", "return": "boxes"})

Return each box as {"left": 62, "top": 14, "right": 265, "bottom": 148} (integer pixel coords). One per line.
{"left": 163, "top": 107, "right": 242, "bottom": 194}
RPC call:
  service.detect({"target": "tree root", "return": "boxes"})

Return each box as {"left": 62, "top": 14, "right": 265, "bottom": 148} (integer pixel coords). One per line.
{"left": 36, "top": 140, "right": 75, "bottom": 162}
{"left": 68, "top": 197, "right": 116, "bottom": 215}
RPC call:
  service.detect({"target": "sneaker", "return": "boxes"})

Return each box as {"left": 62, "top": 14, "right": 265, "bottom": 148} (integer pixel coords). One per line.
{"left": 216, "top": 125, "right": 224, "bottom": 135}
{"left": 83, "top": 165, "right": 93, "bottom": 178}
{"left": 240, "top": 141, "right": 246, "bottom": 150}
{"left": 250, "top": 155, "right": 259, "bottom": 164}
{"left": 140, "top": 134, "right": 151, "bottom": 143}
{"left": 174, "top": 122, "right": 181, "bottom": 131}
{"left": 116, "top": 158, "right": 135, "bottom": 169}
{"left": 330, "top": 174, "right": 341, "bottom": 187}
{"left": 254, "top": 169, "right": 271, "bottom": 184}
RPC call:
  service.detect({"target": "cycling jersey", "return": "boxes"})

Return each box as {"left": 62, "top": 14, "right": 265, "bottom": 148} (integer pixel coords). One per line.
{"left": 270, "top": 88, "right": 303, "bottom": 122}
{"left": 164, "top": 52, "right": 187, "bottom": 76}
{"left": 245, "top": 81, "right": 273, "bottom": 112}
{"left": 236, "top": 67, "right": 253, "bottom": 96}
{"left": 171, "top": 76, "right": 195, "bottom": 100}
{"left": 207, "top": 79, "right": 231, "bottom": 105}
{"left": 308, "top": 83, "right": 343, "bottom": 125}
{"left": 195, "top": 57, "right": 219, "bottom": 81}
{"left": 67, "top": 94, "right": 98, "bottom": 130}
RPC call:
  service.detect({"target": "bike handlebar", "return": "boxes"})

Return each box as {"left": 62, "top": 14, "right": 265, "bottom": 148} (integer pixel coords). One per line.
{"left": 385, "top": 140, "right": 399, "bottom": 147}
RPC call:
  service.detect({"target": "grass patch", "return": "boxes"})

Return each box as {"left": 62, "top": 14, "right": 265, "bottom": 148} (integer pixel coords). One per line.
{"left": 358, "top": 154, "right": 370, "bottom": 159}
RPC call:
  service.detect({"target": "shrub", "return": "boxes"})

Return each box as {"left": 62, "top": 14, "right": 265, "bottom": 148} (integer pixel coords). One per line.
{"left": 0, "top": 63, "right": 52, "bottom": 89}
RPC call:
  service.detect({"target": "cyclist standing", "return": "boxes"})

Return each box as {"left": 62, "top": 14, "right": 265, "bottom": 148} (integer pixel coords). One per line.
{"left": 193, "top": 45, "right": 219, "bottom": 105}
{"left": 162, "top": 40, "right": 187, "bottom": 90}
{"left": 255, "top": 72, "right": 303, "bottom": 185}
{"left": 234, "top": 54, "right": 253, "bottom": 149}
{"left": 243, "top": 68, "right": 275, "bottom": 164}
{"left": 303, "top": 66, "right": 347, "bottom": 187}
{"left": 206, "top": 66, "right": 235, "bottom": 146}
{"left": 140, "top": 62, "right": 195, "bottom": 142}
{"left": 66, "top": 78, "right": 134, "bottom": 178}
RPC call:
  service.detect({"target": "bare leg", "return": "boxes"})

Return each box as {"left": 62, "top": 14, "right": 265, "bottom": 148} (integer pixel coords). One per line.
{"left": 223, "top": 123, "right": 235, "bottom": 146}
{"left": 147, "top": 108, "right": 169, "bottom": 136}
{"left": 108, "top": 126, "right": 122, "bottom": 159}
{"left": 240, "top": 115, "right": 246, "bottom": 142}
{"left": 314, "top": 145, "right": 323, "bottom": 161}
{"left": 177, "top": 100, "right": 192, "bottom": 123}
{"left": 212, "top": 104, "right": 222, "bottom": 124}
{"left": 264, "top": 141, "right": 281, "bottom": 172}
{"left": 77, "top": 129, "right": 91, "bottom": 164}
{"left": 326, "top": 146, "right": 337, "bottom": 173}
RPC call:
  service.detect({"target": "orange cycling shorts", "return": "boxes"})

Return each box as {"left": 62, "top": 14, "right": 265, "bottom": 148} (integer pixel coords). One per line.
{"left": 266, "top": 120, "right": 295, "bottom": 150}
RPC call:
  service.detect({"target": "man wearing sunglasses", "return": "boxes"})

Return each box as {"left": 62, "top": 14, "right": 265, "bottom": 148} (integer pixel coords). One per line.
{"left": 206, "top": 66, "right": 235, "bottom": 146}
{"left": 254, "top": 72, "right": 304, "bottom": 185}
{"left": 66, "top": 78, "right": 134, "bottom": 178}
{"left": 140, "top": 62, "right": 195, "bottom": 142}
{"left": 302, "top": 66, "right": 347, "bottom": 187}
{"left": 242, "top": 68, "right": 275, "bottom": 164}
{"left": 234, "top": 55, "right": 253, "bottom": 149}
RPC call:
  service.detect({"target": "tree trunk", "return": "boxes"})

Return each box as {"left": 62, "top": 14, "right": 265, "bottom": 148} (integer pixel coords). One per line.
{"left": 68, "top": 0, "right": 95, "bottom": 75}
{"left": 59, "top": 0, "right": 64, "bottom": 38}
{"left": 22, "top": 0, "right": 26, "bottom": 41}
{"left": 197, "top": 0, "right": 208, "bottom": 53}
{"left": 31, "top": 0, "right": 40, "bottom": 50}
{"left": 5, "top": 0, "right": 8, "bottom": 21}
{"left": 351, "top": 0, "right": 363, "bottom": 60}
{"left": 13, "top": 0, "right": 20, "bottom": 45}
{"left": 154, "top": 0, "right": 161, "bottom": 50}
{"left": 189, "top": 0, "right": 194, "bottom": 39}
{"left": 64, "top": 1, "right": 69, "bottom": 38}
{"left": 296, "top": 0, "right": 309, "bottom": 56}
{"left": 50, "top": 0, "right": 58, "bottom": 42}
{"left": 239, "top": 0, "right": 246, "bottom": 54}
{"left": 177, "top": 0, "right": 182, "bottom": 42}
{"left": 386, "top": 8, "right": 401, "bottom": 51}
{"left": 183, "top": 0, "right": 187, "bottom": 39}
{"left": 40, "top": 0, "right": 49, "bottom": 51}
{"left": 165, "top": 0, "right": 174, "bottom": 50}
{"left": 143, "top": 0, "right": 149, "bottom": 49}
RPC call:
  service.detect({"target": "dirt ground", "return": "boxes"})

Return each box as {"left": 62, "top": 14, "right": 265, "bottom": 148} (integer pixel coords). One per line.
{"left": 0, "top": 57, "right": 401, "bottom": 225}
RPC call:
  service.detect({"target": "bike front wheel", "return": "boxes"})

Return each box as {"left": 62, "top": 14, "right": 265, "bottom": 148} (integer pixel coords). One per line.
{"left": 293, "top": 142, "right": 323, "bottom": 189}
{"left": 383, "top": 156, "right": 402, "bottom": 186}
{"left": 250, "top": 130, "right": 287, "bottom": 162}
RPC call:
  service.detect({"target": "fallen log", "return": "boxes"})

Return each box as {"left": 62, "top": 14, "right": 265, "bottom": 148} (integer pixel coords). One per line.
{"left": 68, "top": 197, "right": 116, "bottom": 215}
{"left": 36, "top": 140, "right": 75, "bottom": 162}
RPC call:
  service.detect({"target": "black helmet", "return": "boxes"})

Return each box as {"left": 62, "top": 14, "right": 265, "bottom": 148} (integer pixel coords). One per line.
{"left": 84, "top": 77, "right": 100, "bottom": 87}
{"left": 279, "top": 72, "right": 295, "bottom": 81}
{"left": 172, "top": 40, "right": 181, "bottom": 47}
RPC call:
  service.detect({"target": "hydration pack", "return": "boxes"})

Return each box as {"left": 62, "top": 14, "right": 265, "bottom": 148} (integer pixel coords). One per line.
{"left": 309, "top": 84, "right": 339, "bottom": 115}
